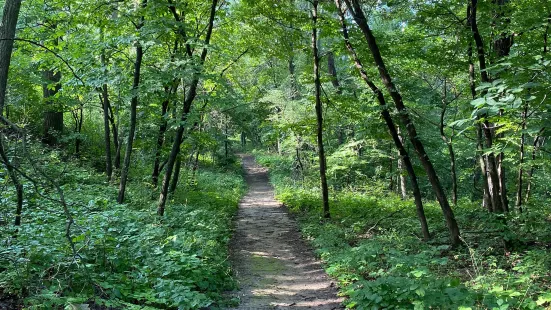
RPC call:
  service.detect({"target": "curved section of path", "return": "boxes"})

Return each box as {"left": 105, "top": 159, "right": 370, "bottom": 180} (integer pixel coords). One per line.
{"left": 229, "top": 155, "right": 343, "bottom": 309}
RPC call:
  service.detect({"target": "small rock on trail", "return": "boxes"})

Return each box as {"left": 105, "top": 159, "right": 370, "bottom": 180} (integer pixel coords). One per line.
{"left": 228, "top": 155, "right": 343, "bottom": 309}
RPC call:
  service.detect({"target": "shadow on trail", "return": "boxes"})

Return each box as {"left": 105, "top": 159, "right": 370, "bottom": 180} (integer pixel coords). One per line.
{"left": 228, "top": 155, "right": 343, "bottom": 309}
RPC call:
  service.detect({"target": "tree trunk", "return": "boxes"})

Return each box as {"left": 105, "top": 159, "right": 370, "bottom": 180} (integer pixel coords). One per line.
{"left": 544, "top": 13, "right": 550, "bottom": 54}
{"left": 467, "top": 7, "right": 492, "bottom": 208}
{"left": 389, "top": 147, "right": 394, "bottom": 192}
{"left": 118, "top": 0, "right": 147, "bottom": 203}
{"left": 343, "top": 0, "right": 458, "bottom": 245}
{"left": 312, "top": 0, "right": 330, "bottom": 219}
{"left": 469, "top": 0, "right": 506, "bottom": 213}
{"left": 107, "top": 102, "right": 120, "bottom": 170}
{"left": 335, "top": 0, "right": 429, "bottom": 240}
{"left": 0, "top": 0, "right": 23, "bottom": 226}
{"left": 524, "top": 132, "right": 545, "bottom": 205}
{"left": 169, "top": 155, "right": 181, "bottom": 194}
{"left": 515, "top": 104, "right": 527, "bottom": 211}
{"left": 0, "top": 135, "right": 23, "bottom": 226}
{"left": 476, "top": 124, "right": 493, "bottom": 211}
{"left": 100, "top": 43, "right": 113, "bottom": 180}
{"left": 73, "top": 106, "right": 83, "bottom": 156}
{"left": 101, "top": 85, "right": 113, "bottom": 181}
{"left": 0, "top": 0, "right": 22, "bottom": 113}
{"left": 289, "top": 55, "right": 299, "bottom": 100}
{"left": 152, "top": 94, "right": 171, "bottom": 187}
{"left": 157, "top": 0, "right": 218, "bottom": 216}
{"left": 439, "top": 79, "right": 458, "bottom": 206}
{"left": 42, "top": 69, "right": 63, "bottom": 145}
{"left": 225, "top": 114, "right": 229, "bottom": 161}
{"left": 327, "top": 51, "right": 342, "bottom": 94}
{"left": 397, "top": 127, "right": 408, "bottom": 199}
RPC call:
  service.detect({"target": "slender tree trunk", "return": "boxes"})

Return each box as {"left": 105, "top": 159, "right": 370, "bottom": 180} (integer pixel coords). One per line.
{"left": 225, "top": 114, "right": 229, "bottom": 161}
{"left": 0, "top": 0, "right": 22, "bottom": 113}
{"left": 289, "top": 55, "right": 299, "bottom": 100}
{"left": 191, "top": 150, "right": 200, "bottom": 183}
{"left": 515, "top": 105, "right": 528, "bottom": 211}
{"left": 100, "top": 44, "right": 113, "bottom": 180}
{"left": 397, "top": 127, "right": 408, "bottom": 199}
{"left": 118, "top": 0, "right": 147, "bottom": 203}
{"left": 152, "top": 94, "right": 171, "bottom": 187}
{"left": 73, "top": 106, "right": 83, "bottom": 156}
{"left": 524, "top": 16, "right": 550, "bottom": 206}
{"left": 327, "top": 51, "right": 342, "bottom": 94}
{"left": 544, "top": 13, "right": 550, "bottom": 54}
{"left": 469, "top": 0, "right": 505, "bottom": 213}
{"left": 343, "top": 0, "right": 458, "bottom": 244}
{"left": 157, "top": 0, "right": 218, "bottom": 216}
{"left": 169, "top": 155, "right": 181, "bottom": 194}
{"left": 101, "top": 87, "right": 112, "bottom": 180}
{"left": 108, "top": 103, "right": 121, "bottom": 170}
{"left": 477, "top": 124, "right": 493, "bottom": 211}
{"left": 440, "top": 79, "right": 458, "bottom": 206}
{"left": 0, "top": 135, "right": 23, "bottom": 226}
{"left": 335, "top": 0, "right": 429, "bottom": 240}
{"left": 525, "top": 131, "right": 545, "bottom": 205}
{"left": 42, "top": 69, "right": 63, "bottom": 145}
{"left": 497, "top": 136, "right": 509, "bottom": 211}
{"left": 0, "top": 0, "right": 23, "bottom": 226}
{"left": 389, "top": 146, "right": 395, "bottom": 192}
{"left": 312, "top": 0, "right": 330, "bottom": 219}
{"left": 467, "top": 8, "right": 492, "bottom": 208}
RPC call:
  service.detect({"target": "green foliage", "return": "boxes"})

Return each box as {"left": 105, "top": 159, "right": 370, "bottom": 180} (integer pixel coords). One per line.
{"left": 257, "top": 153, "right": 551, "bottom": 310}
{"left": 0, "top": 153, "right": 245, "bottom": 309}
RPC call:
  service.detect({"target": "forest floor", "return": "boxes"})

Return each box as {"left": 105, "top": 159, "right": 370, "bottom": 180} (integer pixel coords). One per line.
{"left": 228, "top": 155, "right": 343, "bottom": 309}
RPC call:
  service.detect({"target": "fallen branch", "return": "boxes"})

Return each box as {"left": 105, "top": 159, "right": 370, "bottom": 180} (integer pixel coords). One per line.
{"left": 366, "top": 207, "right": 406, "bottom": 235}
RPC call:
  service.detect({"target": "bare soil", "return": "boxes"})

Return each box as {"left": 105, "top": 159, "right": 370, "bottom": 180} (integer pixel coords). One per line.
{"left": 228, "top": 155, "right": 343, "bottom": 309}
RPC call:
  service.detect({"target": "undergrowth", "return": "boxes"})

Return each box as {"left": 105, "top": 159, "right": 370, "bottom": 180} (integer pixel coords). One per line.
{"left": 255, "top": 152, "right": 551, "bottom": 310}
{"left": 0, "top": 152, "right": 245, "bottom": 309}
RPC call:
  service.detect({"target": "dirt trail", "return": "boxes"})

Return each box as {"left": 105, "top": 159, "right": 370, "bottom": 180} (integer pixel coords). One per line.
{"left": 228, "top": 155, "right": 343, "bottom": 309}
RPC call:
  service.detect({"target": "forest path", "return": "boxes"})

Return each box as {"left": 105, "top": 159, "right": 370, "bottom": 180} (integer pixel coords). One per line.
{"left": 228, "top": 155, "right": 343, "bottom": 309}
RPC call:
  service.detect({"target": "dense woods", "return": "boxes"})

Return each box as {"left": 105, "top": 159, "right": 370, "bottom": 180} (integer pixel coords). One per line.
{"left": 0, "top": 0, "right": 550, "bottom": 308}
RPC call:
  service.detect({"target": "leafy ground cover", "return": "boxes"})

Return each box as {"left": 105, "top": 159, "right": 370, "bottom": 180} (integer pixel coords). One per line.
{"left": 0, "top": 154, "right": 245, "bottom": 309}
{"left": 255, "top": 152, "right": 551, "bottom": 310}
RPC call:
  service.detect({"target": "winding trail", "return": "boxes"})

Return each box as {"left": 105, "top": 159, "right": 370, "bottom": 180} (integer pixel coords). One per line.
{"left": 229, "top": 155, "right": 343, "bottom": 309}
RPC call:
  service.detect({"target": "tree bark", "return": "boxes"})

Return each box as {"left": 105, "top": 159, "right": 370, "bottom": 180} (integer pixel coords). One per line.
{"left": 42, "top": 69, "right": 63, "bottom": 145}
{"left": 343, "top": 0, "right": 458, "bottom": 244}
{"left": 152, "top": 85, "right": 175, "bottom": 187}
{"left": 108, "top": 101, "right": 121, "bottom": 170}
{"left": 524, "top": 17, "right": 550, "bottom": 205}
{"left": 0, "top": 0, "right": 23, "bottom": 226}
{"left": 515, "top": 104, "right": 528, "bottom": 211}
{"left": 335, "top": 0, "right": 429, "bottom": 240}
{"left": 101, "top": 85, "right": 113, "bottom": 181}
{"left": 0, "top": 0, "right": 22, "bottom": 114}
{"left": 467, "top": 5, "right": 492, "bottom": 209}
{"left": 544, "top": 14, "right": 550, "bottom": 54}
{"left": 118, "top": 0, "right": 147, "bottom": 203}
{"left": 477, "top": 124, "right": 492, "bottom": 210}
{"left": 397, "top": 127, "right": 408, "bottom": 199}
{"left": 0, "top": 135, "right": 23, "bottom": 226}
{"left": 157, "top": 0, "right": 218, "bottom": 216}
{"left": 72, "top": 105, "right": 83, "bottom": 156}
{"left": 169, "top": 155, "right": 181, "bottom": 194}
{"left": 312, "top": 0, "right": 330, "bottom": 219}
{"left": 469, "top": 0, "right": 505, "bottom": 213}
{"left": 289, "top": 55, "right": 299, "bottom": 100}
{"left": 100, "top": 33, "right": 113, "bottom": 181}
{"left": 327, "top": 51, "right": 342, "bottom": 94}
{"left": 524, "top": 131, "right": 545, "bottom": 205}
{"left": 439, "top": 79, "right": 458, "bottom": 206}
